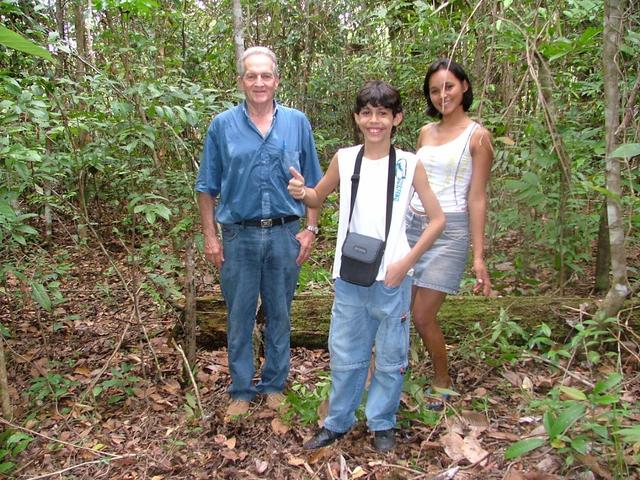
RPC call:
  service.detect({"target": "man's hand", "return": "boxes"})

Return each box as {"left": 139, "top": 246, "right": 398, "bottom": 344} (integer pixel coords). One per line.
{"left": 288, "top": 167, "right": 306, "bottom": 200}
{"left": 295, "top": 228, "right": 315, "bottom": 266}
{"left": 204, "top": 236, "right": 224, "bottom": 269}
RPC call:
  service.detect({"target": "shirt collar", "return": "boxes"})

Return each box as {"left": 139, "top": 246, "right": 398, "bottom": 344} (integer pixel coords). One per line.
{"left": 241, "top": 99, "right": 279, "bottom": 117}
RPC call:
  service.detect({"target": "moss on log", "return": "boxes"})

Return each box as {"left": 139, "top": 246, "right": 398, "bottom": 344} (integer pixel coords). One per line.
{"left": 194, "top": 295, "right": 639, "bottom": 349}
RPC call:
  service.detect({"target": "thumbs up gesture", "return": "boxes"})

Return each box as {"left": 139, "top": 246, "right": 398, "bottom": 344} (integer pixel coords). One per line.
{"left": 288, "top": 166, "right": 307, "bottom": 200}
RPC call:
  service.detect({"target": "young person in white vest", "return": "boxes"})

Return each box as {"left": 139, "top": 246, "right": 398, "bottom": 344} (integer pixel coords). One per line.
{"left": 287, "top": 81, "right": 445, "bottom": 452}
{"left": 406, "top": 59, "right": 494, "bottom": 411}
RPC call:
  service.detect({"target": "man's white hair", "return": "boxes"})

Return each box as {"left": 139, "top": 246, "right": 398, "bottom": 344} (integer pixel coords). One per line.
{"left": 238, "top": 46, "right": 279, "bottom": 78}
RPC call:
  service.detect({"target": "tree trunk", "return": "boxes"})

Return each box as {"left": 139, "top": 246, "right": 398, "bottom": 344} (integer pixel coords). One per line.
{"left": 232, "top": 0, "right": 244, "bottom": 74}
{"left": 73, "top": 0, "right": 87, "bottom": 78}
{"left": 599, "top": 0, "right": 630, "bottom": 319}
{"left": 55, "top": 0, "right": 66, "bottom": 77}
{"left": 0, "top": 336, "right": 12, "bottom": 420}
{"left": 594, "top": 200, "right": 611, "bottom": 293}
{"left": 85, "top": 0, "right": 95, "bottom": 63}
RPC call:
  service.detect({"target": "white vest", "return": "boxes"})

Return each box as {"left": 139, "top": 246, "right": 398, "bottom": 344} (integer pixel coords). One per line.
{"left": 332, "top": 145, "right": 418, "bottom": 281}
{"left": 410, "top": 122, "right": 477, "bottom": 213}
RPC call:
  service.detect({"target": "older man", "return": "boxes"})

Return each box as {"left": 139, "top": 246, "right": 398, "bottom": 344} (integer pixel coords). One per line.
{"left": 196, "top": 46, "right": 322, "bottom": 418}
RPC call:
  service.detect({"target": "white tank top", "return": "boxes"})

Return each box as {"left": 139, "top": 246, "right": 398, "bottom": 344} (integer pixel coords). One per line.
{"left": 332, "top": 145, "right": 418, "bottom": 281}
{"left": 410, "top": 122, "right": 477, "bottom": 213}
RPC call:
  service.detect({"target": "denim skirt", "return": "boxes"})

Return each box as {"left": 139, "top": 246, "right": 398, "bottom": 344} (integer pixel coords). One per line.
{"left": 405, "top": 209, "right": 469, "bottom": 294}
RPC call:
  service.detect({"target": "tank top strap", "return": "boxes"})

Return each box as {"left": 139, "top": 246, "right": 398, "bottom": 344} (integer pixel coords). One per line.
{"left": 452, "top": 122, "right": 479, "bottom": 207}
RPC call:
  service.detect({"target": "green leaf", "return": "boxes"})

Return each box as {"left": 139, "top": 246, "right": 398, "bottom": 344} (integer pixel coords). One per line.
{"left": 154, "top": 204, "right": 172, "bottom": 220}
{"left": 504, "top": 437, "right": 545, "bottom": 460}
{"left": 0, "top": 26, "right": 54, "bottom": 61}
{"left": 615, "top": 425, "right": 640, "bottom": 443}
{"left": 6, "top": 432, "right": 31, "bottom": 445}
{"left": 544, "top": 403, "right": 585, "bottom": 438}
{"left": 559, "top": 386, "right": 587, "bottom": 401}
{"left": 590, "top": 394, "right": 619, "bottom": 405}
{"left": 609, "top": 143, "right": 640, "bottom": 158}
{"left": 30, "top": 282, "right": 52, "bottom": 312}
{"left": 592, "top": 372, "right": 622, "bottom": 395}
{"left": 0, "top": 461, "right": 15, "bottom": 474}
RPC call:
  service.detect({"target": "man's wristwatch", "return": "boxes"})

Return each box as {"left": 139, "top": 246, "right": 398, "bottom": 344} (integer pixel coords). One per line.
{"left": 305, "top": 225, "right": 319, "bottom": 234}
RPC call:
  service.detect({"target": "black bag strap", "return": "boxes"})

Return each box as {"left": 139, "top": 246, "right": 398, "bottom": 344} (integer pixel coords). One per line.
{"left": 347, "top": 144, "right": 396, "bottom": 243}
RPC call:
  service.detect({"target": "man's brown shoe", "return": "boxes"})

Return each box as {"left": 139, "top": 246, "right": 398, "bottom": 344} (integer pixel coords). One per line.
{"left": 225, "top": 399, "right": 250, "bottom": 420}
{"left": 266, "top": 392, "right": 287, "bottom": 411}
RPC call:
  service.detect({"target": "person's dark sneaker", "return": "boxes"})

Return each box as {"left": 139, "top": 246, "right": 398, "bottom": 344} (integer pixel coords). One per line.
{"left": 373, "top": 429, "right": 396, "bottom": 452}
{"left": 303, "top": 427, "right": 346, "bottom": 450}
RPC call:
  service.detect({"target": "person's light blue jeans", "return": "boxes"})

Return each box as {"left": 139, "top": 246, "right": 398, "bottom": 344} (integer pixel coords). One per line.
{"left": 219, "top": 220, "right": 301, "bottom": 401}
{"left": 323, "top": 276, "right": 411, "bottom": 433}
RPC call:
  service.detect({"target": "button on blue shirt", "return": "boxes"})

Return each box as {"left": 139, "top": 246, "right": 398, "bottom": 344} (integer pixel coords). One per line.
{"left": 195, "top": 101, "right": 322, "bottom": 225}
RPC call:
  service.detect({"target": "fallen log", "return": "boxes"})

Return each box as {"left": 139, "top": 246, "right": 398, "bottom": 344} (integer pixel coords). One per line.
{"left": 193, "top": 295, "right": 639, "bottom": 349}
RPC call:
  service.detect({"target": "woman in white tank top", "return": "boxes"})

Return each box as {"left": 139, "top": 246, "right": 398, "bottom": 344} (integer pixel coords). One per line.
{"left": 405, "top": 59, "right": 494, "bottom": 410}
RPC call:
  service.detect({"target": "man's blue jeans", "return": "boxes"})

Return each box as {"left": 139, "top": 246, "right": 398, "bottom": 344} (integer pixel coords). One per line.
{"left": 220, "top": 220, "right": 301, "bottom": 400}
{"left": 323, "top": 276, "right": 411, "bottom": 433}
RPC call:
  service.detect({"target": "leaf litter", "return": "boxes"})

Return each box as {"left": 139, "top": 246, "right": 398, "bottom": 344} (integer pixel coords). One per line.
{"left": 1, "top": 244, "right": 638, "bottom": 479}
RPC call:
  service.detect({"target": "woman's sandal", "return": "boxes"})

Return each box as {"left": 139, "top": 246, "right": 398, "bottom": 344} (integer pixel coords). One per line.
{"left": 424, "top": 386, "right": 457, "bottom": 411}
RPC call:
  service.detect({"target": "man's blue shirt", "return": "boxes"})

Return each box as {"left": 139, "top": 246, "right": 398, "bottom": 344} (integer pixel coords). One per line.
{"left": 195, "top": 101, "right": 322, "bottom": 225}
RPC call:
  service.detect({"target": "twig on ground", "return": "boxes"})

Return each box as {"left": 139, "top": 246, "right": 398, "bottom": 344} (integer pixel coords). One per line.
{"left": 25, "top": 454, "right": 137, "bottom": 480}
{"left": 78, "top": 308, "right": 133, "bottom": 402}
{"left": 171, "top": 338, "right": 205, "bottom": 420}
{"left": 0, "top": 417, "right": 121, "bottom": 458}
{"left": 522, "top": 353, "right": 595, "bottom": 388}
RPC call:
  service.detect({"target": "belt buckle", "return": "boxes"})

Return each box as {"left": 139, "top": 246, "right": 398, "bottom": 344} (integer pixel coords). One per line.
{"left": 260, "top": 219, "right": 273, "bottom": 228}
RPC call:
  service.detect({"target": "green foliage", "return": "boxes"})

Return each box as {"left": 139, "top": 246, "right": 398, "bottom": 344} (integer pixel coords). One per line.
{"left": 92, "top": 363, "right": 141, "bottom": 405}
{"left": 399, "top": 372, "right": 444, "bottom": 427}
{"left": 27, "top": 373, "right": 79, "bottom": 404}
{"left": 0, "top": 26, "right": 53, "bottom": 61}
{"left": 505, "top": 371, "right": 637, "bottom": 475}
{"left": 284, "top": 372, "right": 332, "bottom": 426}
{"left": 0, "top": 430, "right": 35, "bottom": 474}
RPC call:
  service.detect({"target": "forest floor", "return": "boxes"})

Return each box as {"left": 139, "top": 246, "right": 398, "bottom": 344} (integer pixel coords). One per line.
{"left": 1, "top": 230, "right": 639, "bottom": 480}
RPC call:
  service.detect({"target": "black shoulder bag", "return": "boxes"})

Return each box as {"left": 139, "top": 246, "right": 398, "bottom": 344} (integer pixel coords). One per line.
{"left": 339, "top": 145, "right": 396, "bottom": 287}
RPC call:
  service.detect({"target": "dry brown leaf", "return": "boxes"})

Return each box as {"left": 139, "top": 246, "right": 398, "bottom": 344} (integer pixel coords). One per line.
{"left": 220, "top": 449, "right": 239, "bottom": 461}
{"left": 535, "top": 456, "right": 561, "bottom": 474}
{"left": 473, "top": 387, "right": 488, "bottom": 396}
{"left": 317, "top": 399, "right": 329, "bottom": 426}
{"left": 287, "top": 456, "right": 306, "bottom": 466}
{"left": 485, "top": 430, "right": 520, "bottom": 441}
{"left": 529, "top": 425, "right": 546, "bottom": 437}
{"left": 254, "top": 459, "right": 269, "bottom": 474}
{"left": 504, "top": 469, "right": 526, "bottom": 480}
{"left": 503, "top": 370, "right": 522, "bottom": 388}
{"left": 523, "top": 471, "right": 562, "bottom": 480}
{"left": 496, "top": 136, "right": 516, "bottom": 145}
{"left": 213, "top": 434, "right": 227, "bottom": 445}
{"left": 351, "top": 466, "right": 366, "bottom": 478}
{"left": 460, "top": 435, "right": 489, "bottom": 465}
{"left": 307, "top": 446, "right": 332, "bottom": 465}
{"left": 440, "top": 431, "right": 465, "bottom": 462}
{"left": 224, "top": 436, "right": 236, "bottom": 449}
{"left": 271, "top": 417, "right": 290, "bottom": 435}
{"left": 461, "top": 410, "right": 490, "bottom": 430}
{"left": 161, "top": 379, "right": 181, "bottom": 395}
{"left": 74, "top": 366, "right": 92, "bottom": 376}
{"left": 575, "top": 454, "right": 613, "bottom": 480}
{"left": 447, "top": 418, "right": 465, "bottom": 436}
